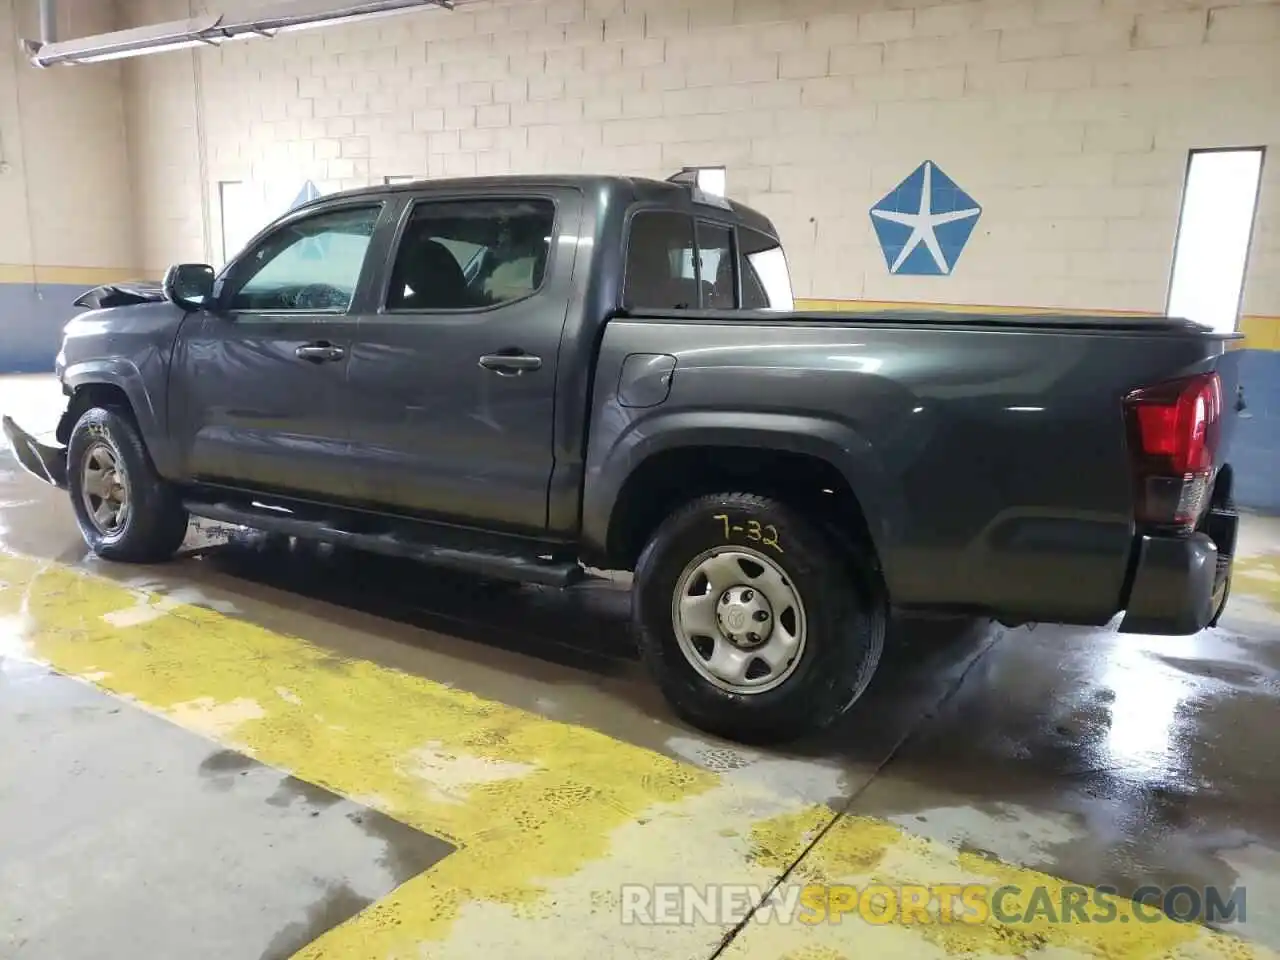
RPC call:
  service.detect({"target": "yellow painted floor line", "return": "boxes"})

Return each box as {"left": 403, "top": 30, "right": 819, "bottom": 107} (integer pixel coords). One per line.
{"left": 1234, "top": 554, "right": 1280, "bottom": 616}
{"left": 0, "top": 549, "right": 1270, "bottom": 959}
{"left": 725, "top": 809, "right": 1268, "bottom": 959}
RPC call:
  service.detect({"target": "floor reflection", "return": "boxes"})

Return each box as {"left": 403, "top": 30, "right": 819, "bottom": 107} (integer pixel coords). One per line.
{"left": 1100, "top": 643, "right": 1193, "bottom": 779}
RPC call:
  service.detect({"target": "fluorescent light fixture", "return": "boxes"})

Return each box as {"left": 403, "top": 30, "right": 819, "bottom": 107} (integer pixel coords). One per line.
{"left": 221, "top": 0, "right": 454, "bottom": 35}
{"left": 25, "top": 15, "right": 225, "bottom": 66}
{"left": 258, "top": 10, "right": 421, "bottom": 33}
{"left": 1167, "top": 147, "right": 1265, "bottom": 334}
{"left": 75, "top": 38, "right": 220, "bottom": 62}
{"left": 25, "top": 1, "right": 449, "bottom": 67}
{"left": 218, "top": 3, "right": 444, "bottom": 38}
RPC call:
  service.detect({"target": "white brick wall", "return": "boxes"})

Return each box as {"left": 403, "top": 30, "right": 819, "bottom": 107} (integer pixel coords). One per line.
{"left": 0, "top": 0, "right": 135, "bottom": 273}
{"left": 119, "top": 0, "right": 1280, "bottom": 319}
{"left": 0, "top": 1, "right": 33, "bottom": 269}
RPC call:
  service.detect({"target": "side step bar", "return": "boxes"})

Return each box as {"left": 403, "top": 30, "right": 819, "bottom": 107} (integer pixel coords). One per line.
{"left": 184, "top": 498, "right": 585, "bottom": 589}
{"left": 2, "top": 415, "right": 68, "bottom": 489}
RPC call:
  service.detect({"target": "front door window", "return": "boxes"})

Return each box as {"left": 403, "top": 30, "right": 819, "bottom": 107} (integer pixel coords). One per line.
{"left": 224, "top": 205, "right": 382, "bottom": 313}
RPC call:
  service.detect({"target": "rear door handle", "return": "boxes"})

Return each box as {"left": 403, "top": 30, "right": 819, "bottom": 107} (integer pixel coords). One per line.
{"left": 295, "top": 342, "right": 345, "bottom": 363}
{"left": 478, "top": 352, "right": 542, "bottom": 376}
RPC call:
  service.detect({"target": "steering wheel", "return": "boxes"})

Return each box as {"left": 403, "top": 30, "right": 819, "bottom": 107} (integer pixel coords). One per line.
{"left": 292, "top": 284, "right": 349, "bottom": 310}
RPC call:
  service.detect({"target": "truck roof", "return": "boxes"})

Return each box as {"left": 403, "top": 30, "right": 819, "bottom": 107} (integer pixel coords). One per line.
{"left": 302, "top": 174, "right": 779, "bottom": 239}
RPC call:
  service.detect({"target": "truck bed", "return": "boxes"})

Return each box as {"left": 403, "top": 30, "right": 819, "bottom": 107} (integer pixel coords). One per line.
{"left": 586, "top": 309, "right": 1242, "bottom": 627}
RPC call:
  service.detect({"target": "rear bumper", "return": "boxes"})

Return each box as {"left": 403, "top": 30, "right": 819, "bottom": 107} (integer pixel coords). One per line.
{"left": 1, "top": 415, "right": 68, "bottom": 489}
{"left": 1118, "top": 507, "right": 1237, "bottom": 635}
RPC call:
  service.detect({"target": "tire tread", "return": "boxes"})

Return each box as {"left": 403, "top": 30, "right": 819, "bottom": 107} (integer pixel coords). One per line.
{"left": 633, "top": 491, "right": 886, "bottom": 743}
{"left": 67, "top": 407, "right": 188, "bottom": 564}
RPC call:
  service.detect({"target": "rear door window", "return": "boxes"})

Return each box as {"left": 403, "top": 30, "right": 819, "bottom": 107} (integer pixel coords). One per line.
{"left": 384, "top": 198, "right": 556, "bottom": 312}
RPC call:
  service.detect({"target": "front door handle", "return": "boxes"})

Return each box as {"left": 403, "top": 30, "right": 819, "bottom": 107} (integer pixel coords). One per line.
{"left": 478, "top": 352, "right": 542, "bottom": 376}
{"left": 295, "top": 342, "right": 345, "bottom": 363}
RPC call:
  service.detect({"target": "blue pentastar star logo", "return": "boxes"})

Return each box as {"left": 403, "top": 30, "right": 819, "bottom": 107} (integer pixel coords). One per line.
{"left": 869, "top": 161, "right": 982, "bottom": 276}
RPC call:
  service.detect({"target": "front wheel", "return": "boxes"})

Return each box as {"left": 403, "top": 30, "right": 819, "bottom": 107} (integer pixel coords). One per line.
{"left": 67, "top": 406, "right": 190, "bottom": 563}
{"left": 633, "top": 492, "right": 886, "bottom": 743}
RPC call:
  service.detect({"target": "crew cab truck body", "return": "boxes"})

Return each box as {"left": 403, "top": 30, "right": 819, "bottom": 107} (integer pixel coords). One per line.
{"left": 2, "top": 174, "right": 1243, "bottom": 742}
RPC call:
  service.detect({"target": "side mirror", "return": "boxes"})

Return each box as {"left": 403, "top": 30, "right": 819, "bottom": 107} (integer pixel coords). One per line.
{"left": 163, "top": 263, "right": 216, "bottom": 311}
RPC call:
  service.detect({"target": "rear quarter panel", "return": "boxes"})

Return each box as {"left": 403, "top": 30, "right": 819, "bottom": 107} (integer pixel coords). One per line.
{"left": 584, "top": 317, "right": 1233, "bottom": 624}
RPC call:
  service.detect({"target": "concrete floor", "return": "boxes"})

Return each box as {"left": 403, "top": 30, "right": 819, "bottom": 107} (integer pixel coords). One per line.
{"left": 3, "top": 372, "right": 1280, "bottom": 958}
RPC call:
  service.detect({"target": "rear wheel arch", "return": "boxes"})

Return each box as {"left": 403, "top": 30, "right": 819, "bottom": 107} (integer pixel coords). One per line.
{"left": 600, "top": 440, "right": 887, "bottom": 592}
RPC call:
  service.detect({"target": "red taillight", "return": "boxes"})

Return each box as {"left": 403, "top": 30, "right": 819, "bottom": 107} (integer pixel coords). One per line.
{"left": 1123, "top": 372, "right": 1222, "bottom": 531}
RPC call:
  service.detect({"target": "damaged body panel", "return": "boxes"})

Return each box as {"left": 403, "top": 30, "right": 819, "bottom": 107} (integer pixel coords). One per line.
{"left": 73, "top": 282, "right": 165, "bottom": 311}
{"left": 2, "top": 416, "right": 68, "bottom": 488}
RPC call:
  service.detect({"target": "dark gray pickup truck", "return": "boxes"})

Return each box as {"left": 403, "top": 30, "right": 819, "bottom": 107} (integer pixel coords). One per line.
{"left": 3, "top": 173, "right": 1245, "bottom": 742}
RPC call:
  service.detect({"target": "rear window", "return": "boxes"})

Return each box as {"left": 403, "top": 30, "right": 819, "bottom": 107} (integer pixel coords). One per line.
{"left": 624, "top": 211, "right": 698, "bottom": 310}
{"left": 696, "top": 222, "right": 735, "bottom": 309}
{"left": 623, "top": 211, "right": 793, "bottom": 311}
{"left": 739, "top": 228, "right": 794, "bottom": 311}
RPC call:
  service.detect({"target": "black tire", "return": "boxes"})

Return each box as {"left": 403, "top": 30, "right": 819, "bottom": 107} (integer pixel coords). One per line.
{"left": 67, "top": 406, "right": 189, "bottom": 563}
{"left": 633, "top": 492, "right": 886, "bottom": 744}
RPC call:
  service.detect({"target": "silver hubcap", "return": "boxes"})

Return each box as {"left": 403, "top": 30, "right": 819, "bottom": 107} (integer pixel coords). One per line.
{"left": 671, "top": 547, "right": 807, "bottom": 695}
{"left": 81, "top": 441, "right": 130, "bottom": 535}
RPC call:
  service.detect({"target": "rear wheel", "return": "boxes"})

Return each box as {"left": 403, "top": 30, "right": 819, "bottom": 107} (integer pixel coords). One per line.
{"left": 67, "top": 407, "right": 189, "bottom": 563}
{"left": 633, "top": 492, "right": 886, "bottom": 743}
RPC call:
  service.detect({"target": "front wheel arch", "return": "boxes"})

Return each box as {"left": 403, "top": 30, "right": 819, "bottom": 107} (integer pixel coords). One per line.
{"left": 57, "top": 382, "right": 133, "bottom": 445}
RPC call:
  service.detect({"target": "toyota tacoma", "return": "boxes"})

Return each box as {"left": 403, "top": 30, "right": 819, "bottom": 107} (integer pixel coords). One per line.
{"left": 2, "top": 173, "right": 1244, "bottom": 742}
